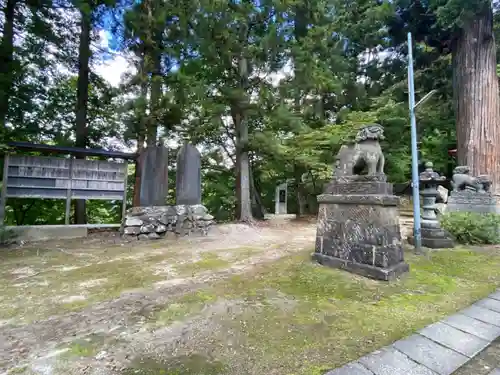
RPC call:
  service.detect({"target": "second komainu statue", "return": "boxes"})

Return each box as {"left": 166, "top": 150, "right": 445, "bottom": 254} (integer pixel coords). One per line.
{"left": 314, "top": 124, "right": 409, "bottom": 281}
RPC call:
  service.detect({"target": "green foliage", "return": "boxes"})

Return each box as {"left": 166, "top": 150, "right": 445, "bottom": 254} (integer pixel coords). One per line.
{"left": 0, "top": 0, "right": 482, "bottom": 222}
{"left": 0, "top": 225, "right": 16, "bottom": 246}
{"left": 440, "top": 212, "right": 500, "bottom": 245}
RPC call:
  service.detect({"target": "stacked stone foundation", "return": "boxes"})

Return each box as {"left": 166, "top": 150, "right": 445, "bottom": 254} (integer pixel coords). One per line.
{"left": 121, "top": 205, "right": 215, "bottom": 240}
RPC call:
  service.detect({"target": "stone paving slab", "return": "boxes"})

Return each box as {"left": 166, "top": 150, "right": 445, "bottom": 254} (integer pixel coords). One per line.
{"left": 324, "top": 290, "right": 500, "bottom": 375}
{"left": 358, "top": 347, "right": 437, "bottom": 375}
{"left": 476, "top": 298, "right": 500, "bottom": 314}
{"left": 419, "top": 321, "right": 489, "bottom": 357}
{"left": 489, "top": 291, "right": 500, "bottom": 302}
{"left": 393, "top": 334, "right": 469, "bottom": 374}
{"left": 443, "top": 314, "right": 500, "bottom": 342}
{"left": 461, "top": 305, "right": 500, "bottom": 327}
{"left": 325, "top": 362, "right": 373, "bottom": 375}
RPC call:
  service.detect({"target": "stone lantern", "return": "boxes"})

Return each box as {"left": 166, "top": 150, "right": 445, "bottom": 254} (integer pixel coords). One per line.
{"left": 411, "top": 162, "right": 454, "bottom": 248}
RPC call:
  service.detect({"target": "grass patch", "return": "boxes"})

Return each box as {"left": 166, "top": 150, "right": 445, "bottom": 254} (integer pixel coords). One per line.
{"left": 122, "top": 354, "right": 227, "bottom": 375}
{"left": 7, "top": 366, "right": 28, "bottom": 374}
{"left": 144, "top": 247, "right": 500, "bottom": 375}
{"left": 153, "top": 290, "right": 218, "bottom": 325}
{"left": 177, "top": 252, "right": 230, "bottom": 276}
{"left": 0, "top": 256, "right": 166, "bottom": 322}
{"left": 68, "top": 341, "right": 98, "bottom": 357}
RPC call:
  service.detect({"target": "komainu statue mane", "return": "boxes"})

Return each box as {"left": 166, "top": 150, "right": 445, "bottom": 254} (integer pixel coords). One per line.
{"left": 335, "top": 124, "right": 385, "bottom": 176}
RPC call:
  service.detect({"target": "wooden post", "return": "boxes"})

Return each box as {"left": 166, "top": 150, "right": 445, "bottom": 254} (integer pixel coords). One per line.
{"left": 0, "top": 154, "right": 9, "bottom": 226}
{"left": 121, "top": 161, "right": 128, "bottom": 220}
{"left": 65, "top": 157, "right": 73, "bottom": 225}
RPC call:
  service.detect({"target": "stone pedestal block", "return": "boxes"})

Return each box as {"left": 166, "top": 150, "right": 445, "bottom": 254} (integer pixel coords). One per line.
{"left": 447, "top": 191, "right": 500, "bottom": 214}
{"left": 314, "top": 189, "right": 409, "bottom": 281}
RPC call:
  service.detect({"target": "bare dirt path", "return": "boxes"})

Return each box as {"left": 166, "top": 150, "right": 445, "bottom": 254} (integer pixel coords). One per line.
{"left": 0, "top": 219, "right": 317, "bottom": 374}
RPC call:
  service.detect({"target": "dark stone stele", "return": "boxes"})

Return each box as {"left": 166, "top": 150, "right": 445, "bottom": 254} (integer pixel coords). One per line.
{"left": 139, "top": 146, "right": 169, "bottom": 206}
{"left": 175, "top": 143, "right": 202, "bottom": 206}
{"left": 313, "top": 124, "right": 409, "bottom": 281}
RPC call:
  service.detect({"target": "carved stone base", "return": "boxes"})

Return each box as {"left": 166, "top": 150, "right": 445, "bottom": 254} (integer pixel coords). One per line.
{"left": 408, "top": 227, "right": 454, "bottom": 249}
{"left": 312, "top": 252, "right": 409, "bottom": 281}
{"left": 447, "top": 191, "right": 500, "bottom": 214}
{"left": 314, "top": 189, "right": 408, "bottom": 281}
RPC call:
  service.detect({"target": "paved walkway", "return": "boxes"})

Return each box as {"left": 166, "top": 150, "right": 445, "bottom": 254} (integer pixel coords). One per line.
{"left": 327, "top": 290, "right": 500, "bottom": 375}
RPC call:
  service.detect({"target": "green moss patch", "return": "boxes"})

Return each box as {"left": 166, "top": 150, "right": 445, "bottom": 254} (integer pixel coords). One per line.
{"left": 176, "top": 252, "right": 230, "bottom": 276}
{"left": 153, "top": 291, "right": 218, "bottom": 325}
{"left": 140, "top": 248, "right": 500, "bottom": 375}
{"left": 0, "top": 256, "right": 165, "bottom": 322}
{"left": 122, "top": 354, "right": 227, "bottom": 375}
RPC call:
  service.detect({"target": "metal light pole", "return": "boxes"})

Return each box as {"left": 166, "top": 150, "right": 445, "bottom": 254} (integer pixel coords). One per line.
{"left": 407, "top": 32, "right": 422, "bottom": 252}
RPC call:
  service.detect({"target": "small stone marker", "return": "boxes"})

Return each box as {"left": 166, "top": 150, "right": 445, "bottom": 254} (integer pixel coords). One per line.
{"left": 176, "top": 143, "right": 201, "bottom": 205}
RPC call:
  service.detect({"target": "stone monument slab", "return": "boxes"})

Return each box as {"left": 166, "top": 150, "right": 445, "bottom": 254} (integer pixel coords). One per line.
{"left": 139, "top": 146, "right": 169, "bottom": 206}
{"left": 176, "top": 143, "right": 202, "bottom": 206}
{"left": 313, "top": 124, "right": 409, "bottom": 281}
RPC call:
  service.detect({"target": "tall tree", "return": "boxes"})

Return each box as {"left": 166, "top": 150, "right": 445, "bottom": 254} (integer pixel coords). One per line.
{"left": 452, "top": 2, "right": 500, "bottom": 190}
{"left": 74, "top": 3, "right": 92, "bottom": 223}
{"left": 388, "top": 0, "right": 500, "bottom": 190}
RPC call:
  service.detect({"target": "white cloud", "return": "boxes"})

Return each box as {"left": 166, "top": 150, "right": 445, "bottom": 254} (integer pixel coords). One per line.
{"left": 94, "top": 30, "right": 136, "bottom": 87}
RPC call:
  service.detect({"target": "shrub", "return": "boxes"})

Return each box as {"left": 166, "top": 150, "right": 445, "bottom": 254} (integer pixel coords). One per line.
{"left": 440, "top": 212, "right": 500, "bottom": 245}
{"left": 0, "top": 225, "right": 16, "bottom": 246}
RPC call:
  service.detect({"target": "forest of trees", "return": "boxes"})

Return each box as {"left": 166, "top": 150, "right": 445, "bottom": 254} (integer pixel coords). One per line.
{"left": 1, "top": 0, "right": 499, "bottom": 225}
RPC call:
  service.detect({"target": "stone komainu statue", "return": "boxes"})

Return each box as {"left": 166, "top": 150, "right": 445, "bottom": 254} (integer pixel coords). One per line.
{"left": 335, "top": 124, "right": 385, "bottom": 176}
{"left": 451, "top": 165, "right": 491, "bottom": 193}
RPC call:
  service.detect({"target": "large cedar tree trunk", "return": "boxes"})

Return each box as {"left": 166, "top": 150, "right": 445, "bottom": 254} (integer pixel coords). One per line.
{"left": 453, "top": 4, "right": 500, "bottom": 192}
{"left": 146, "top": 41, "right": 162, "bottom": 146}
{"left": 132, "top": 54, "right": 148, "bottom": 206}
{"left": 0, "top": 0, "right": 16, "bottom": 129}
{"left": 74, "top": 8, "right": 92, "bottom": 224}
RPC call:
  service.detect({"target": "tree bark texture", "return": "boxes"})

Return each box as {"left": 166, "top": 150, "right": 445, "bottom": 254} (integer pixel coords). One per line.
{"left": 146, "top": 44, "right": 162, "bottom": 146}
{"left": 0, "top": 0, "right": 16, "bottom": 129}
{"left": 294, "top": 167, "right": 307, "bottom": 218}
{"left": 74, "top": 8, "right": 92, "bottom": 224}
{"left": 453, "top": 5, "right": 500, "bottom": 192}
{"left": 233, "top": 109, "right": 253, "bottom": 222}
{"left": 132, "top": 55, "right": 148, "bottom": 206}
